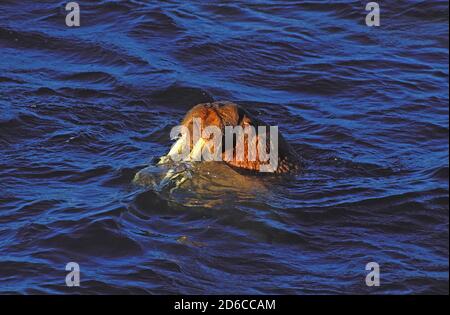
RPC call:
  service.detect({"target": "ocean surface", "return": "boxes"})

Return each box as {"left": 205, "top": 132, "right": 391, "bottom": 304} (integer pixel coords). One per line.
{"left": 0, "top": 0, "right": 448, "bottom": 294}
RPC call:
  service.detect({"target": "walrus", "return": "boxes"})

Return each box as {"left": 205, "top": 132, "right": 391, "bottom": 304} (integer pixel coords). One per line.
{"left": 158, "top": 101, "right": 301, "bottom": 174}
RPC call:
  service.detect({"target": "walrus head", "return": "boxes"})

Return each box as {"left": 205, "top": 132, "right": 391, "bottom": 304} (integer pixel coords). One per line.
{"left": 160, "top": 101, "right": 301, "bottom": 174}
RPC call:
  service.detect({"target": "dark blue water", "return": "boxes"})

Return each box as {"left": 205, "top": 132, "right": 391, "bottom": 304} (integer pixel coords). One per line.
{"left": 0, "top": 0, "right": 448, "bottom": 294}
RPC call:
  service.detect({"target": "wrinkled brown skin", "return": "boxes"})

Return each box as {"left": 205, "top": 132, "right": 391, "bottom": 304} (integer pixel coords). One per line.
{"left": 179, "top": 101, "right": 301, "bottom": 174}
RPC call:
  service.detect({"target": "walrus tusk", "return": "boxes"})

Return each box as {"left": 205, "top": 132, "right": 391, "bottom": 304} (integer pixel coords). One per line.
{"left": 160, "top": 137, "right": 206, "bottom": 164}
{"left": 157, "top": 138, "right": 205, "bottom": 190}
{"left": 158, "top": 136, "right": 186, "bottom": 165}
{"left": 168, "top": 136, "right": 185, "bottom": 157}
{"left": 189, "top": 138, "right": 206, "bottom": 161}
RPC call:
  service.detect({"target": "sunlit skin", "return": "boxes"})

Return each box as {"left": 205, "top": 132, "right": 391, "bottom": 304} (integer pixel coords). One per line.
{"left": 166, "top": 101, "right": 301, "bottom": 174}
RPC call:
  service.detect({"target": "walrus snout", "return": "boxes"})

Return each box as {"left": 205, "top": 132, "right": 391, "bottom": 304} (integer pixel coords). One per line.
{"left": 160, "top": 102, "right": 301, "bottom": 174}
